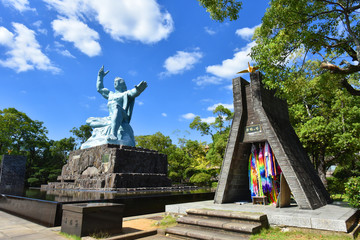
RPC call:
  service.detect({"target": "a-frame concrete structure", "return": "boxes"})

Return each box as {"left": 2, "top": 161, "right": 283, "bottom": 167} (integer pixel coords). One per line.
{"left": 214, "top": 73, "right": 331, "bottom": 209}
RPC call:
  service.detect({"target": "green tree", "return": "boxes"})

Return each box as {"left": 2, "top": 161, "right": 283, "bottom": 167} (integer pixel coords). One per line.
{"left": 135, "top": 132, "right": 189, "bottom": 183}
{"left": 0, "top": 108, "right": 79, "bottom": 186}
{"left": 284, "top": 60, "right": 360, "bottom": 186}
{"left": 0, "top": 108, "right": 50, "bottom": 184}
{"left": 70, "top": 124, "right": 92, "bottom": 148}
{"left": 28, "top": 137, "right": 76, "bottom": 186}
{"left": 136, "top": 132, "right": 214, "bottom": 185}
{"left": 190, "top": 105, "right": 233, "bottom": 167}
{"left": 135, "top": 132, "right": 175, "bottom": 155}
{"left": 0, "top": 108, "right": 48, "bottom": 156}
{"left": 197, "top": 0, "right": 242, "bottom": 22}
{"left": 251, "top": 0, "right": 360, "bottom": 96}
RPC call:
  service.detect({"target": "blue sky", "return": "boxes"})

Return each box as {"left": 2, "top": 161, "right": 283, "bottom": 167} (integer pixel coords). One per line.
{"left": 0, "top": 0, "right": 269, "bottom": 144}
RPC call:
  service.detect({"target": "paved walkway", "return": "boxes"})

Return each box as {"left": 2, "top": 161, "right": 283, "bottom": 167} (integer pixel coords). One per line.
{"left": 0, "top": 210, "right": 67, "bottom": 240}
{"left": 0, "top": 210, "right": 166, "bottom": 240}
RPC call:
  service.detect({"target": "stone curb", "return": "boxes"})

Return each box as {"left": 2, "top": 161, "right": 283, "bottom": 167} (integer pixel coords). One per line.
{"left": 105, "top": 229, "right": 158, "bottom": 240}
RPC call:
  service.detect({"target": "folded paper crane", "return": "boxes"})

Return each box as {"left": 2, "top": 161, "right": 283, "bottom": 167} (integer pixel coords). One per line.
{"left": 237, "top": 62, "right": 259, "bottom": 74}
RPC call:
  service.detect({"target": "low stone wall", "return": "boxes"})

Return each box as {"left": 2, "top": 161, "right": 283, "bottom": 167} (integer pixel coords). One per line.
{"left": 0, "top": 194, "right": 61, "bottom": 227}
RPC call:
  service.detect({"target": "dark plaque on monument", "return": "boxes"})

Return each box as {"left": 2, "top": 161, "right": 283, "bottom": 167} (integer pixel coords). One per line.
{"left": 0, "top": 155, "right": 26, "bottom": 195}
{"left": 214, "top": 72, "right": 331, "bottom": 210}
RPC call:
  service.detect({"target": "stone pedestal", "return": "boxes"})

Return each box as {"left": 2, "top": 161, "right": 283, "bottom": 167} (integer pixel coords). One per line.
{"left": 44, "top": 144, "right": 171, "bottom": 190}
{"left": 0, "top": 155, "right": 26, "bottom": 195}
{"left": 61, "top": 203, "right": 124, "bottom": 237}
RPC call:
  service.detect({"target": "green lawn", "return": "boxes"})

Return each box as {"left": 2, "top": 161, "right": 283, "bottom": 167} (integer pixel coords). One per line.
{"left": 250, "top": 227, "right": 356, "bottom": 240}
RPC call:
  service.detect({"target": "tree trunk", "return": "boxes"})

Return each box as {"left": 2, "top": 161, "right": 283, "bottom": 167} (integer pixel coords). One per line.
{"left": 317, "top": 153, "right": 327, "bottom": 188}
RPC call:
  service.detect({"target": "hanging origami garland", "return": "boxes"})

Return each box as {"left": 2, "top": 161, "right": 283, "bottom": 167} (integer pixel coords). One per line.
{"left": 248, "top": 142, "right": 282, "bottom": 204}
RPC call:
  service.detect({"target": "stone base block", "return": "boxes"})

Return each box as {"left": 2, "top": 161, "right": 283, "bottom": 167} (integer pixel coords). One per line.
{"left": 61, "top": 203, "right": 124, "bottom": 237}
{"left": 42, "top": 144, "right": 172, "bottom": 190}
{"left": 46, "top": 173, "right": 171, "bottom": 190}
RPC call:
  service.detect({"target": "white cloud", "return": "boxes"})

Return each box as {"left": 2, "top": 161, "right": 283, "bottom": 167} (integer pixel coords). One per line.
{"left": 52, "top": 17, "right": 101, "bottom": 57}
{"left": 206, "top": 41, "right": 255, "bottom": 79}
{"left": 128, "top": 70, "right": 138, "bottom": 76}
{"left": 193, "top": 75, "right": 223, "bottom": 86}
{"left": 235, "top": 24, "right": 261, "bottom": 41}
{"left": 87, "top": 96, "right": 96, "bottom": 100}
{"left": 58, "top": 49, "right": 75, "bottom": 58}
{"left": 43, "top": 0, "right": 89, "bottom": 18}
{"left": 90, "top": 0, "right": 173, "bottom": 43}
{"left": 0, "top": 26, "right": 14, "bottom": 45}
{"left": 207, "top": 103, "right": 234, "bottom": 111}
{"left": 1, "top": 0, "right": 35, "bottom": 12}
{"left": 44, "top": 0, "right": 173, "bottom": 44}
{"left": 162, "top": 113, "right": 167, "bottom": 117}
{"left": 204, "top": 27, "right": 216, "bottom": 35}
{"left": 182, "top": 113, "right": 196, "bottom": 120}
{"left": 163, "top": 50, "right": 203, "bottom": 75}
{"left": 0, "top": 23, "right": 60, "bottom": 73}
{"left": 33, "top": 21, "right": 48, "bottom": 35}
{"left": 201, "top": 116, "right": 215, "bottom": 124}
{"left": 224, "top": 84, "right": 233, "bottom": 91}
{"left": 137, "top": 101, "right": 144, "bottom": 106}
{"left": 54, "top": 41, "right": 75, "bottom": 58}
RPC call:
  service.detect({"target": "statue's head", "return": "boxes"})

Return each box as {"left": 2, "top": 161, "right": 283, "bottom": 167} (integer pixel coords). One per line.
{"left": 114, "top": 77, "right": 127, "bottom": 92}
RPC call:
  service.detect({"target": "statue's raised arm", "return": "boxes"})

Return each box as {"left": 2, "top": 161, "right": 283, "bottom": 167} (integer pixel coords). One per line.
{"left": 97, "top": 66, "right": 110, "bottom": 99}
{"left": 81, "top": 66, "right": 148, "bottom": 149}
{"left": 128, "top": 80, "right": 148, "bottom": 98}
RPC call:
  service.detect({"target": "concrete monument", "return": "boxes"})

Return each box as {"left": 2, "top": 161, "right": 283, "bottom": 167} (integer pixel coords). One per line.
{"left": 81, "top": 66, "right": 147, "bottom": 149}
{"left": 214, "top": 72, "right": 331, "bottom": 210}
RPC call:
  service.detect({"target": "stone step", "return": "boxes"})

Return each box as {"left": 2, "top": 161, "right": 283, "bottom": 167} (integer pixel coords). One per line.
{"left": 166, "top": 226, "right": 250, "bottom": 240}
{"left": 177, "top": 215, "right": 262, "bottom": 234}
{"left": 186, "top": 209, "right": 267, "bottom": 224}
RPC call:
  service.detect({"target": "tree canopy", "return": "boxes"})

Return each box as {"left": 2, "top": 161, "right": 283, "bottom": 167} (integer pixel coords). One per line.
{"left": 135, "top": 132, "right": 213, "bottom": 185}
{"left": 284, "top": 59, "right": 360, "bottom": 186}
{"left": 197, "top": 0, "right": 242, "bottom": 22}
{"left": 190, "top": 105, "right": 233, "bottom": 167}
{"left": 0, "top": 108, "right": 48, "bottom": 156}
{"left": 0, "top": 108, "right": 79, "bottom": 186}
{"left": 251, "top": 0, "right": 360, "bottom": 96}
{"left": 70, "top": 124, "right": 93, "bottom": 148}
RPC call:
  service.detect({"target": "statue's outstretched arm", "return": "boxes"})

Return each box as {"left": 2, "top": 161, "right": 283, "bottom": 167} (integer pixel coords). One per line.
{"left": 128, "top": 81, "right": 148, "bottom": 98}
{"left": 97, "top": 66, "right": 110, "bottom": 99}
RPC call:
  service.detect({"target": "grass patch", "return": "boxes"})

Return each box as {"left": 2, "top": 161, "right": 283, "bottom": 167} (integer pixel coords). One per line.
{"left": 153, "top": 214, "right": 178, "bottom": 228}
{"left": 60, "top": 230, "right": 111, "bottom": 239}
{"left": 59, "top": 232, "right": 81, "bottom": 240}
{"left": 331, "top": 194, "right": 346, "bottom": 201}
{"left": 250, "top": 227, "right": 354, "bottom": 240}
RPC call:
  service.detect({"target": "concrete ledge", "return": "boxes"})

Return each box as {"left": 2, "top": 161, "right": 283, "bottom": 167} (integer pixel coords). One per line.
{"left": 186, "top": 208, "right": 266, "bottom": 222}
{"left": 166, "top": 200, "right": 359, "bottom": 233}
{"left": 166, "top": 226, "right": 248, "bottom": 240}
{"left": 105, "top": 229, "right": 158, "bottom": 240}
{"left": 177, "top": 216, "right": 262, "bottom": 233}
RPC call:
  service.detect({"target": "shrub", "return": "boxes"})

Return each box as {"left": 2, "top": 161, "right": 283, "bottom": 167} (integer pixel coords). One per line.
{"left": 27, "top": 177, "right": 40, "bottom": 187}
{"left": 189, "top": 172, "right": 211, "bottom": 186}
{"left": 345, "top": 176, "right": 360, "bottom": 209}
{"left": 327, "top": 177, "right": 346, "bottom": 196}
